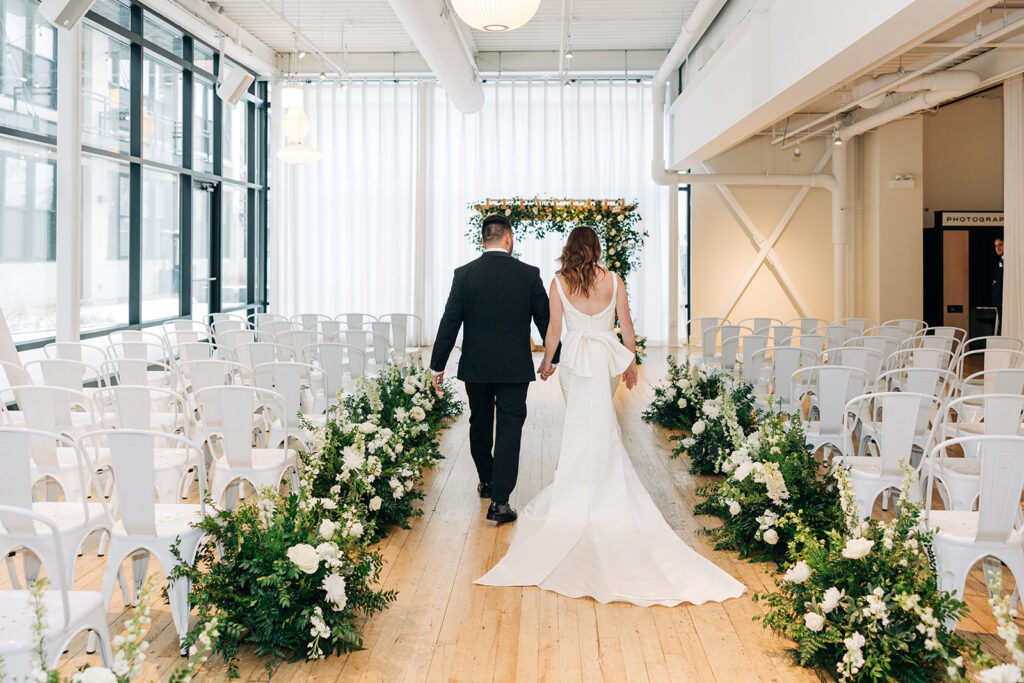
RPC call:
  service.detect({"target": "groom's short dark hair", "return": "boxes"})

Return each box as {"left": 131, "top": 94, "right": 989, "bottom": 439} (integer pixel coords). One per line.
{"left": 482, "top": 214, "right": 512, "bottom": 244}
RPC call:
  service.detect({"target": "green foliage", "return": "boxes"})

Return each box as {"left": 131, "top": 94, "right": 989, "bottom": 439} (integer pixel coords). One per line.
{"left": 694, "top": 412, "right": 842, "bottom": 563}
{"left": 754, "top": 467, "right": 980, "bottom": 682}
{"left": 169, "top": 364, "right": 463, "bottom": 677}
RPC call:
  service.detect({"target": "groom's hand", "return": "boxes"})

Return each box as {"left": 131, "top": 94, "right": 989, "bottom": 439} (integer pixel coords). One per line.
{"left": 431, "top": 371, "right": 445, "bottom": 394}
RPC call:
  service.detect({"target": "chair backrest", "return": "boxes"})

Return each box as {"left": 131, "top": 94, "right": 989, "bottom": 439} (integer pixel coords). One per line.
{"left": 109, "top": 329, "right": 167, "bottom": 351}
{"left": 210, "top": 318, "right": 247, "bottom": 341}
{"left": 162, "top": 319, "right": 210, "bottom": 347}
{"left": 107, "top": 340, "right": 168, "bottom": 364}
{"left": 317, "top": 319, "right": 342, "bottom": 341}
{"left": 935, "top": 394, "right": 1024, "bottom": 440}
{"left": 884, "top": 318, "right": 926, "bottom": 335}
{"left": 786, "top": 317, "right": 828, "bottom": 335}
{"left": 823, "top": 347, "right": 884, "bottom": 382}
{"left": 957, "top": 349, "right": 1024, "bottom": 382}
{"left": 42, "top": 342, "right": 108, "bottom": 369}
{"left": 368, "top": 323, "right": 393, "bottom": 365}
{"left": 876, "top": 367, "right": 956, "bottom": 400}
{"left": 739, "top": 334, "right": 773, "bottom": 384}
{"left": 93, "top": 385, "right": 188, "bottom": 433}
{"left": 846, "top": 334, "right": 899, "bottom": 360}
{"left": 768, "top": 346, "right": 817, "bottom": 401}
{"left": 0, "top": 428, "right": 96, "bottom": 526}
{"left": 25, "top": 358, "right": 106, "bottom": 393}
{"left": 771, "top": 325, "right": 798, "bottom": 347}
{"left": 216, "top": 329, "right": 257, "bottom": 353}
{"left": 0, "top": 504, "right": 74, "bottom": 625}
{"left": 846, "top": 392, "right": 936, "bottom": 476}
{"left": 738, "top": 318, "right": 780, "bottom": 335}
{"left": 193, "top": 387, "right": 286, "bottom": 469}
{"left": 963, "top": 368, "right": 1024, "bottom": 396}
{"left": 337, "top": 313, "right": 376, "bottom": 330}
{"left": 258, "top": 320, "right": 296, "bottom": 342}
{"left": 233, "top": 341, "right": 294, "bottom": 370}
{"left": 253, "top": 361, "right": 324, "bottom": 418}
{"left": 81, "top": 430, "right": 206, "bottom": 535}
{"left": 292, "top": 313, "right": 331, "bottom": 332}
{"left": 794, "top": 334, "right": 826, "bottom": 356}
{"left": 303, "top": 343, "right": 366, "bottom": 401}
{"left": 885, "top": 347, "right": 954, "bottom": 373}
{"left": 926, "top": 436, "right": 1024, "bottom": 544}
{"left": 796, "top": 365, "right": 870, "bottom": 433}
{"left": 171, "top": 341, "right": 218, "bottom": 366}
{"left": 836, "top": 318, "right": 873, "bottom": 336}
{"left": 959, "top": 336, "right": 1024, "bottom": 357}
{"left": 2, "top": 386, "right": 97, "bottom": 466}
{"left": 717, "top": 325, "right": 751, "bottom": 370}
{"left": 277, "top": 329, "right": 322, "bottom": 360}
{"left": 815, "top": 324, "right": 851, "bottom": 349}
{"left": 381, "top": 313, "right": 422, "bottom": 354}
{"left": 690, "top": 317, "right": 725, "bottom": 357}
{"left": 0, "top": 360, "right": 30, "bottom": 388}
{"left": 179, "top": 359, "right": 251, "bottom": 392}
{"left": 100, "top": 358, "right": 178, "bottom": 392}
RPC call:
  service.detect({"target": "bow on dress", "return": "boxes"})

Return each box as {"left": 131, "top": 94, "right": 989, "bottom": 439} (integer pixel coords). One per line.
{"left": 559, "top": 329, "right": 635, "bottom": 379}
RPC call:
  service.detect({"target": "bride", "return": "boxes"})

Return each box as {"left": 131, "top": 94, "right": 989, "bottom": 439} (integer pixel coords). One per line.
{"left": 475, "top": 226, "right": 746, "bottom": 606}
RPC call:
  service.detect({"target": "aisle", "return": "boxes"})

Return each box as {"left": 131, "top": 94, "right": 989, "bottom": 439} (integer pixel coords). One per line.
{"left": 48, "top": 350, "right": 1013, "bottom": 681}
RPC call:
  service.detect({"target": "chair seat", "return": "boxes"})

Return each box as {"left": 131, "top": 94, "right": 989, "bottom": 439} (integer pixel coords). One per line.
{"left": 0, "top": 590, "right": 104, "bottom": 648}
{"left": 11, "top": 502, "right": 111, "bottom": 534}
{"left": 214, "top": 448, "right": 297, "bottom": 473}
{"left": 927, "top": 510, "right": 1024, "bottom": 545}
{"left": 112, "top": 504, "right": 205, "bottom": 538}
{"left": 834, "top": 455, "right": 905, "bottom": 479}
{"left": 934, "top": 457, "right": 981, "bottom": 477}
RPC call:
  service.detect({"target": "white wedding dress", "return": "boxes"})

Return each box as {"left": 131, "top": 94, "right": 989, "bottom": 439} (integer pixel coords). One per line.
{"left": 475, "top": 276, "right": 746, "bottom": 606}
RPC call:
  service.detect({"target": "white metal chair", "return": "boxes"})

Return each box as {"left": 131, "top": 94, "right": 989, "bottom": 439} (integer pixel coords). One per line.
{"left": 957, "top": 349, "right": 1024, "bottom": 397}
{"left": 42, "top": 342, "right": 108, "bottom": 372}
{"left": 233, "top": 341, "right": 294, "bottom": 371}
{"left": 837, "top": 392, "right": 940, "bottom": 518}
{"left": 303, "top": 343, "right": 367, "bottom": 403}
{"left": 786, "top": 317, "right": 828, "bottom": 335}
{"left": 924, "top": 435, "right": 1024, "bottom": 626}
{"left": 835, "top": 318, "right": 874, "bottom": 337}
{"left": 690, "top": 317, "right": 727, "bottom": 364}
{"left": 257, "top": 320, "right": 295, "bottom": 342}
{"left": 885, "top": 347, "right": 955, "bottom": 374}
{"left": 177, "top": 359, "right": 251, "bottom": 394}
{"left": 814, "top": 324, "right": 852, "bottom": 351}
{"left": 737, "top": 317, "right": 781, "bottom": 335}
{"left": 193, "top": 387, "right": 299, "bottom": 508}
{"left": 337, "top": 312, "right": 376, "bottom": 330}
{"left": 714, "top": 325, "right": 752, "bottom": 371}
{"left": 291, "top": 313, "right": 332, "bottom": 332}
{"left": 795, "top": 365, "right": 871, "bottom": 460}
{"left": 845, "top": 334, "right": 899, "bottom": 362}
{"left": 276, "top": 329, "right": 322, "bottom": 363}
{"left": 162, "top": 319, "right": 210, "bottom": 350}
{"left": 316, "top": 319, "right": 342, "bottom": 341}
{"left": 249, "top": 312, "right": 288, "bottom": 330}
{"left": 253, "top": 361, "right": 328, "bottom": 447}
{"left": 750, "top": 346, "right": 817, "bottom": 414}
{"left": 0, "top": 429, "right": 113, "bottom": 588}
{"left": 379, "top": 313, "right": 423, "bottom": 364}
{"left": 737, "top": 334, "right": 773, "bottom": 386}
{"left": 794, "top": 333, "right": 826, "bottom": 357}
{"left": 24, "top": 358, "right": 106, "bottom": 397}
{"left": 87, "top": 429, "right": 209, "bottom": 652}
{"left": 214, "top": 328, "right": 257, "bottom": 358}
{"left": 770, "top": 324, "right": 798, "bottom": 348}
{"left": 927, "top": 394, "right": 1024, "bottom": 511}
{"left": 0, "top": 505, "right": 113, "bottom": 676}
{"left": 822, "top": 346, "right": 884, "bottom": 383}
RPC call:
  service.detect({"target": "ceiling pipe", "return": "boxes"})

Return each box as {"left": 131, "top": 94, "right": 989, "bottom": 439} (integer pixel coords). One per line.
{"left": 387, "top": 0, "right": 484, "bottom": 114}
{"left": 838, "top": 71, "right": 980, "bottom": 141}
{"left": 855, "top": 70, "right": 981, "bottom": 108}
{"left": 775, "top": 9, "right": 1024, "bottom": 146}
{"left": 651, "top": 0, "right": 728, "bottom": 186}
{"left": 253, "top": 0, "right": 346, "bottom": 78}
{"left": 666, "top": 173, "right": 838, "bottom": 191}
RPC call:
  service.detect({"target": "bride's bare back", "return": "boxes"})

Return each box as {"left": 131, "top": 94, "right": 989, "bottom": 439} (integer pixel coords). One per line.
{"left": 557, "top": 268, "right": 615, "bottom": 315}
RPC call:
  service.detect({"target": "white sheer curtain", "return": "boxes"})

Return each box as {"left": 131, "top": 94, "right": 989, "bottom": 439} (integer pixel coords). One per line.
{"left": 1004, "top": 75, "right": 1024, "bottom": 341}
{"left": 269, "top": 82, "right": 419, "bottom": 317}
{"left": 271, "top": 79, "right": 670, "bottom": 343}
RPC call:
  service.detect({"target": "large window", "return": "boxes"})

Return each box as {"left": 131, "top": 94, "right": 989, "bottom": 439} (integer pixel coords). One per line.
{"left": 5, "top": 0, "right": 269, "bottom": 348}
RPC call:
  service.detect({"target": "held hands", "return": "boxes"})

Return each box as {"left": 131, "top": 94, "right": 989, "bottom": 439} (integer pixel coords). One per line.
{"left": 431, "top": 371, "right": 445, "bottom": 394}
{"left": 537, "top": 361, "right": 556, "bottom": 381}
{"left": 622, "top": 361, "right": 638, "bottom": 390}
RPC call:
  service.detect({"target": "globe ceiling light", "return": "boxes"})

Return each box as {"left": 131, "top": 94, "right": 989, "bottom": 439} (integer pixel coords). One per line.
{"left": 276, "top": 86, "right": 322, "bottom": 165}
{"left": 450, "top": 0, "right": 542, "bottom": 32}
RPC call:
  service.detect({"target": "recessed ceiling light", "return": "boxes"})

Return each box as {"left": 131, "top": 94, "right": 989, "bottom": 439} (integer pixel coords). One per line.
{"left": 484, "top": 24, "right": 509, "bottom": 31}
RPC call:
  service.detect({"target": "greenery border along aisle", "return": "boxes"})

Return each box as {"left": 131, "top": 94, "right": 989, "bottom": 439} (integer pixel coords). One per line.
{"left": 467, "top": 197, "right": 648, "bottom": 363}
{"left": 643, "top": 356, "right": 996, "bottom": 682}
{"left": 171, "top": 364, "right": 463, "bottom": 678}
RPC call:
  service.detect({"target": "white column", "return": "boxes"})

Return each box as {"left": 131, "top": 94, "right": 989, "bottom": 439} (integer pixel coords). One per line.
{"left": 55, "top": 24, "right": 83, "bottom": 341}
{"left": 1004, "top": 75, "right": 1024, "bottom": 341}
{"left": 667, "top": 184, "right": 680, "bottom": 348}
{"left": 412, "top": 82, "right": 432, "bottom": 346}
{"left": 832, "top": 143, "right": 848, "bottom": 321}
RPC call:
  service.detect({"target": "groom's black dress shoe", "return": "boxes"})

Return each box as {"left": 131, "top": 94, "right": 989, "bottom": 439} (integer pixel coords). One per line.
{"left": 486, "top": 501, "right": 518, "bottom": 525}
{"left": 477, "top": 482, "right": 491, "bottom": 499}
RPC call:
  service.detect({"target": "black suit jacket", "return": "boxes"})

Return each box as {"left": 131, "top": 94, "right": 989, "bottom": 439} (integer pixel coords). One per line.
{"left": 431, "top": 251, "right": 559, "bottom": 384}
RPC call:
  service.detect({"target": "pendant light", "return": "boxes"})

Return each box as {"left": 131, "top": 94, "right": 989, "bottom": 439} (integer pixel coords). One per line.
{"left": 276, "top": 86, "right": 322, "bottom": 165}
{"left": 450, "top": 0, "right": 542, "bottom": 32}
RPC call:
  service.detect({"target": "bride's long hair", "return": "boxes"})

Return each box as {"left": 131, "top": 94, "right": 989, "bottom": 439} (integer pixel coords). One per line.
{"left": 557, "top": 226, "right": 603, "bottom": 296}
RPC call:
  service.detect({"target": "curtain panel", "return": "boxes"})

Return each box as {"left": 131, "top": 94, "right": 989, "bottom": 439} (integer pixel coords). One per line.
{"left": 271, "top": 79, "right": 670, "bottom": 344}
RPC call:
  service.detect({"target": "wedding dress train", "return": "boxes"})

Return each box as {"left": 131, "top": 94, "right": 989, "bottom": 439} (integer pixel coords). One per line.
{"left": 475, "top": 276, "right": 746, "bottom": 606}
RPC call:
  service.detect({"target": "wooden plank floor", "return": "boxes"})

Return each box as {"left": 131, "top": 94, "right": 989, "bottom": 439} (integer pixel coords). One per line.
{"left": 40, "top": 348, "right": 1021, "bottom": 681}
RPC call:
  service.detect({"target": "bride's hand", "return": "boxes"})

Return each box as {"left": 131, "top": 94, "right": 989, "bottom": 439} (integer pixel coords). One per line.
{"left": 623, "top": 361, "right": 638, "bottom": 390}
{"left": 537, "top": 361, "right": 553, "bottom": 380}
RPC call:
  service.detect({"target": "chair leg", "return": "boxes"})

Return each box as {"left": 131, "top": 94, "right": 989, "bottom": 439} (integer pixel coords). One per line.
{"left": 130, "top": 551, "right": 151, "bottom": 605}
{"left": 166, "top": 575, "right": 192, "bottom": 653}
{"left": 5, "top": 551, "right": 22, "bottom": 590}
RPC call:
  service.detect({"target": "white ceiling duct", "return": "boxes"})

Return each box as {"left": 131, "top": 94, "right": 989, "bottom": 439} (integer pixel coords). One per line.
{"left": 854, "top": 70, "right": 983, "bottom": 109}
{"left": 387, "top": 0, "right": 484, "bottom": 114}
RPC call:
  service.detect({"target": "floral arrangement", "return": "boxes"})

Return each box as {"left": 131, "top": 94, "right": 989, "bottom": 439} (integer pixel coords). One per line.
{"left": 170, "top": 364, "right": 463, "bottom": 678}
{"left": 467, "top": 197, "right": 649, "bottom": 363}
{"left": 973, "top": 572, "right": 1021, "bottom": 682}
{"left": 643, "top": 357, "right": 755, "bottom": 433}
{"left": 25, "top": 575, "right": 216, "bottom": 683}
{"left": 694, "top": 412, "right": 842, "bottom": 562}
{"left": 754, "top": 466, "right": 980, "bottom": 682}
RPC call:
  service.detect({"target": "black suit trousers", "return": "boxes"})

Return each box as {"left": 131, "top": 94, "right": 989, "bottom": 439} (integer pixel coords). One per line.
{"left": 464, "top": 381, "right": 529, "bottom": 505}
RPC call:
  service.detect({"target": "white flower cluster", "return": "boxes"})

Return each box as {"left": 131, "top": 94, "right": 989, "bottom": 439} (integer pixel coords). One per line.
{"left": 752, "top": 461, "right": 789, "bottom": 506}
{"left": 308, "top": 606, "right": 331, "bottom": 658}
{"left": 861, "top": 587, "right": 890, "bottom": 627}
{"left": 838, "top": 631, "right": 866, "bottom": 679}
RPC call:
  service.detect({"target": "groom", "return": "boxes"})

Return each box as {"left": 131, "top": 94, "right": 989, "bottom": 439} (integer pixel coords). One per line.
{"left": 430, "top": 214, "right": 559, "bottom": 525}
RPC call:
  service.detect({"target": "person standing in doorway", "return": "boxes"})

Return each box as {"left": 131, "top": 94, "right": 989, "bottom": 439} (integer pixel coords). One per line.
{"left": 993, "top": 237, "right": 1004, "bottom": 334}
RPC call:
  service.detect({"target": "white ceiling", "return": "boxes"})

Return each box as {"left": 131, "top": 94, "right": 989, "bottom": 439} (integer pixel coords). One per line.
{"left": 208, "top": 0, "right": 695, "bottom": 55}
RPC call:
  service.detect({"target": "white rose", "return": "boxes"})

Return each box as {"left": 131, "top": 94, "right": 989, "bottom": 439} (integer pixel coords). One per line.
{"left": 319, "top": 519, "right": 338, "bottom": 540}
{"left": 677, "top": 398, "right": 687, "bottom": 409}
{"left": 315, "top": 542, "right": 338, "bottom": 561}
{"left": 286, "top": 543, "right": 320, "bottom": 574}
{"left": 733, "top": 461, "right": 755, "bottom": 482}
{"left": 322, "top": 572, "right": 348, "bottom": 610}
{"left": 691, "top": 420, "right": 705, "bottom": 435}
{"left": 728, "top": 500, "right": 741, "bottom": 516}
{"left": 821, "top": 586, "right": 846, "bottom": 613}
{"left": 803, "top": 612, "right": 825, "bottom": 632}
{"left": 783, "top": 561, "right": 811, "bottom": 584}
{"left": 841, "top": 537, "right": 874, "bottom": 560}
{"left": 349, "top": 522, "right": 364, "bottom": 538}
{"left": 369, "top": 496, "right": 382, "bottom": 511}
{"left": 358, "top": 421, "right": 376, "bottom": 433}
{"left": 72, "top": 668, "right": 118, "bottom": 683}
{"left": 978, "top": 664, "right": 1024, "bottom": 683}
{"left": 763, "top": 528, "right": 779, "bottom": 545}
{"left": 409, "top": 406, "right": 426, "bottom": 421}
